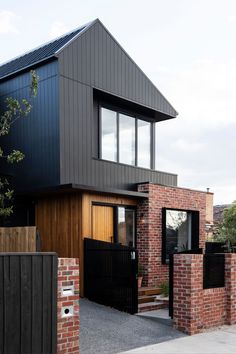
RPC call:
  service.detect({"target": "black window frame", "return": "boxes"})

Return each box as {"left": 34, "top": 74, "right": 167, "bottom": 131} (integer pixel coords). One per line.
{"left": 162, "top": 207, "right": 200, "bottom": 264}
{"left": 99, "top": 105, "right": 154, "bottom": 170}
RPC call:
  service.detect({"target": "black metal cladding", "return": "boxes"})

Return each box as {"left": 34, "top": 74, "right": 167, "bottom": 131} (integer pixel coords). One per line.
{"left": 0, "top": 61, "right": 60, "bottom": 190}
{"left": 0, "top": 253, "right": 58, "bottom": 354}
{"left": 203, "top": 254, "right": 225, "bottom": 289}
{"left": 0, "top": 19, "right": 178, "bottom": 193}
{"left": 58, "top": 20, "right": 178, "bottom": 189}
{"left": 205, "top": 242, "right": 226, "bottom": 253}
{"left": 84, "top": 238, "right": 138, "bottom": 314}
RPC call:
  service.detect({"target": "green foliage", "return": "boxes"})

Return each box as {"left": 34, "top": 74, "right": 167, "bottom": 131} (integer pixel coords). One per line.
{"left": 0, "top": 70, "right": 38, "bottom": 217}
{"left": 160, "top": 281, "right": 169, "bottom": 297}
{"left": 215, "top": 201, "right": 236, "bottom": 252}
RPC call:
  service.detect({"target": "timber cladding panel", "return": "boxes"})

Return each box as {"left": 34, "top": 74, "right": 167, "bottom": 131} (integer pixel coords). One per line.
{"left": 0, "top": 253, "right": 57, "bottom": 354}
{"left": 0, "top": 226, "right": 36, "bottom": 252}
{"left": 36, "top": 194, "right": 82, "bottom": 258}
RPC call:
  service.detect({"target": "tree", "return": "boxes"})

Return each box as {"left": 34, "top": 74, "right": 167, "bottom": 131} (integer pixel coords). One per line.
{"left": 215, "top": 201, "right": 236, "bottom": 251}
{"left": 0, "top": 70, "right": 38, "bottom": 217}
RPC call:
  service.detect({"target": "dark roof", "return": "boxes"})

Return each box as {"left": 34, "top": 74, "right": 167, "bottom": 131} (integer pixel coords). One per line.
{"left": 0, "top": 22, "right": 92, "bottom": 80}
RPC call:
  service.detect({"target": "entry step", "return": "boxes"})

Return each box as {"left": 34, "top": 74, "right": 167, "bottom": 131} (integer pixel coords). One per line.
{"left": 138, "top": 286, "right": 161, "bottom": 296}
{"left": 138, "top": 301, "right": 167, "bottom": 313}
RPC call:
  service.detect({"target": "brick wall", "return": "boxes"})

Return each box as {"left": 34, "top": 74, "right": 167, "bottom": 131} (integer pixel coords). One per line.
{"left": 57, "top": 258, "right": 80, "bottom": 354}
{"left": 225, "top": 254, "right": 236, "bottom": 325}
{"left": 173, "top": 253, "right": 236, "bottom": 335}
{"left": 137, "top": 183, "right": 207, "bottom": 287}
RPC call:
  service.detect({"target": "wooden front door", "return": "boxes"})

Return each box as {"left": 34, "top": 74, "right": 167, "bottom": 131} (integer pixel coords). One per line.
{"left": 92, "top": 205, "right": 114, "bottom": 243}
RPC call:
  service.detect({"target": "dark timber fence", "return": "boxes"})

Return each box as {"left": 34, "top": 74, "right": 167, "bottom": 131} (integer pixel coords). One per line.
{"left": 0, "top": 253, "right": 58, "bottom": 354}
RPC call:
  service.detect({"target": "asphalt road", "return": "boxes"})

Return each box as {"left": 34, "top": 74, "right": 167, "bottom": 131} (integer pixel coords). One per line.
{"left": 80, "top": 298, "right": 184, "bottom": 354}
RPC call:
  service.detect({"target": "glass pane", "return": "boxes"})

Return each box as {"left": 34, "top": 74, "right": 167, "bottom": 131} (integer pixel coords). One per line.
{"left": 101, "top": 108, "right": 117, "bottom": 161}
{"left": 118, "top": 207, "right": 135, "bottom": 247}
{"left": 165, "top": 210, "right": 191, "bottom": 260}
{"left": 119, "top": 114, "right": 135, "bottom": 165}
{"left": 137, "top": 120, "right": 151, "bottom": 168}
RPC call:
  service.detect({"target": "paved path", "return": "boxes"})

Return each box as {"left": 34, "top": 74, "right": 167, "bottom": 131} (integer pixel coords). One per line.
{"left": 121, "top": 325, "right": 236, "bottom": 354}
{"left": 80, "top": 298, "right": 184, "bottom": 354}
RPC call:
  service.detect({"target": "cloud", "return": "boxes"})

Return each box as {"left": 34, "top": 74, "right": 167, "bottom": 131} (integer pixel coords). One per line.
{"left": 155, "top": 58, "right": 236, "bottom": 205}
{"left": 0, "top": 10, "right": 19, "bottom": 34}
{"left": 227, "top": 15, "right": 236, "bottom": 23}
{"left": 49, "top": 22, "right": 69, "bottom": 39}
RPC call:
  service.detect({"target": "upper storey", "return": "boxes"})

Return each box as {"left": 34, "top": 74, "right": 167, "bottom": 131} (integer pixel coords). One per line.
{"left": 0, "top": 19, "right": 178, "bottom": 192}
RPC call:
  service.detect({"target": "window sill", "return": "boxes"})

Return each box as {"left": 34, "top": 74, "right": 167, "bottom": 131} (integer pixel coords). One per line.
{"left": 93, "top": 157, "right": 156, "bottom": 172}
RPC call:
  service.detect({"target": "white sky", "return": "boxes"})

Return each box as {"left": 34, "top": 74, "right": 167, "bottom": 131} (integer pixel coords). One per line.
{"left": 1, "top": 0, "right": 236, "bottom": 205}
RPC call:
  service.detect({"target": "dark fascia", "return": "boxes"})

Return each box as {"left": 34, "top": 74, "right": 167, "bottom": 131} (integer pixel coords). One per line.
{"left": 15, "top": 183, "right": 149, "bottom": 199}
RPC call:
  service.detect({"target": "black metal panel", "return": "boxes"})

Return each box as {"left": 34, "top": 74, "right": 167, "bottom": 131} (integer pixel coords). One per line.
{"left": 205, "top": 242, "right": 226, "bottom": 253}
{"left": 203, "top": 254, "right": 225, "bottom": 289}
{"left": 0, "top": 61, "right": 60, "bottom": 191}
{"left": 0, "top": 253, "right": 57, "bottom": 354}
{"left": 84, "top": 238, "right": 138, "bottom": 314}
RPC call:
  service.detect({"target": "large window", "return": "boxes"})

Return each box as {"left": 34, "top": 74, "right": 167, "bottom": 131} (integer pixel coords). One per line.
{"left": 101, "top": 108, "right": 117, "bottom": 161}
{"left": 100, "top": 107, "right": 152, "bottom": 168}
{"left": 137, "top": 119, "right": 151, "bottom": 168}
{"left": 119, "top": 114, "right": 135, "bottom": 165}
{"left": 162, "top": 208, "right": 199, "bottom": 263}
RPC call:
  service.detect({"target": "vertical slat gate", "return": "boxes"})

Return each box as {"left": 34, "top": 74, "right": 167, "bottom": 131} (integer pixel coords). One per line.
{"left": 0, "top": 253, "right": 57, "bottom": 354}
{"left": 84, "top": 238, "right": 138, "bottom": 314}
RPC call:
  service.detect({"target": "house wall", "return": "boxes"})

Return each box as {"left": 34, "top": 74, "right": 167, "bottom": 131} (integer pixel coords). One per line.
{"left": 137, "top": 183, "right": 207, "bottom": 287}
{"left": 173, "top": 254, "right": 236, "bottom": 335}
{"left": 58, "top": 21, "right": 178, "bottom": 191}
{"left": 0, "top": 60, "right": 60, "bottom": 190}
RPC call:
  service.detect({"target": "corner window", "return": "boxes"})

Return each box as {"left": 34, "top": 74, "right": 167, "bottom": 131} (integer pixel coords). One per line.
{"left": 137, "top": 119, "right": 151, "bottom": 168}
{"left": 100, "top": 107, "right": 151, "bottom": 168}
{"left": 119, "top": 114, "right": 135, "bottom": 165}
{"left": 162, "top": 208, "right": 199, "bottom": 263}
{"left": 101, "top": 108, "right": 117, "bottom": 161}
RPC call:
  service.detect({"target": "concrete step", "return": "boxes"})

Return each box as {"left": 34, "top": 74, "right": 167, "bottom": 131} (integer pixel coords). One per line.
{"left": 138, "top": 295, "right": 156, "bottom": 304}
{"left": 138, "top": 301, "right": 167, "bottom": 313}
{"left": 138, "top": 287, "right": 161, "bottom": 297}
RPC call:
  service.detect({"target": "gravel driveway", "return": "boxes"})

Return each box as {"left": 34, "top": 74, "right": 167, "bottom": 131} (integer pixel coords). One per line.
{"left": 80, "top": 298, "right": 184, "bottom": 354}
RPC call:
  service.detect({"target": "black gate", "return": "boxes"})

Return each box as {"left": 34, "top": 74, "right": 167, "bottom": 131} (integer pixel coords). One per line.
{"left": 169, "top": 249, "right": 203, "bottom": 318}
{"left": 0, "top": 253, "right": 58, "bottom": 354}
{"left": 84, "top": 238, "right": 138, "bottom": 314}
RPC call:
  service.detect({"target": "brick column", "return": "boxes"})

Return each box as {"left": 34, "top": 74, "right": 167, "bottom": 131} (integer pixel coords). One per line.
{"left": 57, "top": 258, "right": 80, "bottom": 354}
{"left": 173, "top": 254, "right": 203, "bottom": 335}
{"left": 225, "top": 253, "right": 236, "bottom": 325}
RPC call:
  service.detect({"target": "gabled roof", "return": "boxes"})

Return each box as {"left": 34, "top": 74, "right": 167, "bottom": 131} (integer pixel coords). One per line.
{"left": 0, "top": 21, "right": 95, "bottom": 80}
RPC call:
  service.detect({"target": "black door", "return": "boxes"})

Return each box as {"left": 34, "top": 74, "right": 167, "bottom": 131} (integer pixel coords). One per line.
{"left": 84, "top": 238, "right": 138, "bottom": 314}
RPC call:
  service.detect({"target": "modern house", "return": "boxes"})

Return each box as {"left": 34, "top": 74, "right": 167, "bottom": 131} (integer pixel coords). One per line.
{"left": 0, "top": 19, "right": 212, "bottom": 300}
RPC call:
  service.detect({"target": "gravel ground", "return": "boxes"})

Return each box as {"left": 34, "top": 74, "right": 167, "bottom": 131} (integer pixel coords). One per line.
{"left": 80, "top": 298, "right": 184, "bottom": 354}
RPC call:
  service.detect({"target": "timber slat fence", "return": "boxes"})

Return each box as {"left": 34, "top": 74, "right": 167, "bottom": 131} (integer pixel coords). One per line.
{"left": 0, "top": 253, "right": 58, "bottom": 354}
{"left": 0, "top": 227, "right": 37, "bottom": 252}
